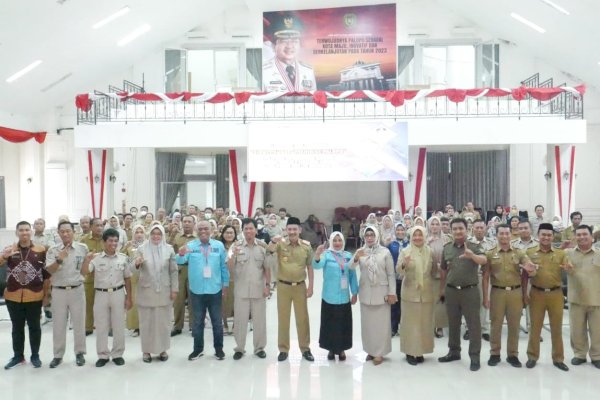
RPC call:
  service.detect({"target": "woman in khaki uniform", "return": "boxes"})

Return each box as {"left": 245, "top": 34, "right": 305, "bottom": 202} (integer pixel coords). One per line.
{"left": 123, "top": 225, "right": 146, "bottom": 336}
{"left": 354, "top": 226, "right": 397, "bottom": 365}
{"left": 399, "top": 226, "right": 434, "bottom": 365}
{"left": 220, "top": 225, "right": 237, "bottom": 335}
{"left": 133, "top": 224, "right": 178, "bottom": 362}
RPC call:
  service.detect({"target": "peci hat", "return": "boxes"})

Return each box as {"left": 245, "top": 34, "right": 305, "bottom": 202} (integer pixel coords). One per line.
{"left": 287, "top": 217, "right": 301, "bottom": 226}
{"left": 270, "top": 14, "right": 303, "bottom": 39}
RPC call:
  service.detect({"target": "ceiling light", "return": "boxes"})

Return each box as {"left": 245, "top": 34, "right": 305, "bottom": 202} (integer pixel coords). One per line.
{"left": 510, "top": 12, "right": 546, "bottom": 33}
{"left": 117, "top": 24, "right": 151, "bottom": 46}
{"left": 539, "top": 0, "right": 570, "bottom": 16}
{"left": 93, "top": 6, "right": 130, "bottom": 29}
{"left": 6, "top": 60, "right": 43, "bottom": 83}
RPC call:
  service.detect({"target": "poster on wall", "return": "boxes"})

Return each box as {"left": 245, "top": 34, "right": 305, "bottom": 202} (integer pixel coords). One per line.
{"left": 262, "top": 3, "right": 397, "bottom": 92}
{"left": 247, "top": 121, "right": 408, "bottom": 182}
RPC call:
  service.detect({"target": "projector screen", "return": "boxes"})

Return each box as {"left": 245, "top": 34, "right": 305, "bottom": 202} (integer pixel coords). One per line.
{"left": 247, "top": 121, "right": 408, "bottom": 182}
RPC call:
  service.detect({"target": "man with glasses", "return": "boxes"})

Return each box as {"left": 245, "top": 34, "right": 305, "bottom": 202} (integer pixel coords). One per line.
{"left": 263, "top": 14, "right": 316, "bottom": 92}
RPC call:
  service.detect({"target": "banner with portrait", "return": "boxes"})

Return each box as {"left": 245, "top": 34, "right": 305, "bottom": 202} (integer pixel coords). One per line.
{"left": 262, "top": 4, "right": 397, "bottom": 92}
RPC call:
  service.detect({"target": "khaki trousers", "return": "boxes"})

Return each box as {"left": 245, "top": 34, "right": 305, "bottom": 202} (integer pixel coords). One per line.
{"left": 277, "top": 282, "right": 310, "bottom": 352}
{"left": 84, "top": 281, "right": 95, "bottom": 331}
{"left": 490, "top": 287, "right": 522, "bottom": 357}
{"left": 173, "top": 265, "right": 193, "bottom": 330}
{"left": 94, "top": 289, "right": 126, "bottom": 359}
{"left": 527, "top": 288, "right": 564, "bottom": 362}
{"left": 233, "top": 296, "right": 267, "bottom": 354}
{"left": 569, "top": 302, "right": 600, "bottom": 361}
{"left": 51, "top": 285, "right": 86, "bottom": 358}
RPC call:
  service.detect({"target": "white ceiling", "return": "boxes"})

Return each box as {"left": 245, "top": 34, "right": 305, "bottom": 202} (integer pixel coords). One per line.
{"left": 0, "top": 0, "right": 597, "bottom": 117}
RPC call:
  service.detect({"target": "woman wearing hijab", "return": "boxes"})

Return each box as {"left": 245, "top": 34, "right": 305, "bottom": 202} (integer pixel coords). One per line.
{"left": 414, "top": 216, "right": 425, "bottom": 227}
{"left": 133, "top": 224, "right": 178, "bottom": 362}
{"left": 393, "top": 210, "right": 403, "bottom": 224}
{"left": 220, "top": 225, "right": 238, "bottom": 335}
{"left": 353, "top": 226, "right": 397, "bottom": 365}
{"left": 403, "top": 214, "right": 414, "bottom": 229}
{"left": 380, "top": 215, "right": 395, "bottom": 246}
{"left": 313, "top": 232, "right": 358, "bottom": 361}
{"left": 388, "top": 223, "right": 410, "bottom": 337}
{"left": 493, "top": 205, "right": 506, "bottom": 223}
{"left": 399, "top": 226, "right": 434, "bottom": 365}
{"left": 427, "top": 216, "right": 449, "bottom": 338}
{"left": 124, "top": 225, "right": 146, "bottom": 337}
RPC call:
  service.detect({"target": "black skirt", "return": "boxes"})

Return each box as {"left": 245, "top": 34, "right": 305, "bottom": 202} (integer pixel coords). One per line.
{"left": 319, "top": 300, "right": 353, "bottom": 353}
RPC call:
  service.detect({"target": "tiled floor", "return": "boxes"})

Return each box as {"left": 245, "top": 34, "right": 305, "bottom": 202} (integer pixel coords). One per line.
{"left": 0, "top": 275, "right": 597, "bottom": 399}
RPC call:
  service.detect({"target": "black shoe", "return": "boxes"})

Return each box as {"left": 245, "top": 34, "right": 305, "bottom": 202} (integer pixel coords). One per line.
{"left": 302, "top": 351, "right": 314, "bottom": 362}
{"left": 327, "top": 351, "right": 335, "bottom": 360}
{"left": 188, "top": 350, "right": 203, "bottom": 361}
{"left": 233, "top": 352, "right": 243, "bottom": 360}
{"left": 30, "top": 354, "right": 42, "bottom": 368}
{"left": 553, "top": 362, "right": 569, "bottom": 371}
{"left": 143, "top": 353, "right": 152, "bottom": 363}
{"left": 592, "top": 360, "right": 600, "bottom": 369}
{"left": 416, "top": 356, "right": 425, "bottom": 363}
{"left": 95, "top": 358, "right": 109, "bottom": 367}
{"left": 339, "top": 352, "right": 347, "bottom": 361}
{"left": 406, "top": 355, "right": 418, "bottom": 365}
{"left": 506, "top": 356, "right": 522, "bottom": 368}
{"left": 49, "top": 358, "right": 62, "bottom": 368}
{"left": 391, "top": 331, "right": 398, "bottom": 338}
{"left": 438, "top": 353, "right": 461, "bottom": 363}
{"left": 470, "top": 359, "right": 481, "bottom": 371}
{"left": 488, "top": 355, "right": 501, "bottom": 366}
{"left": 255, "top": 350, "right": 267, "bottom": 359}
{"left": 4, "top": 356, "right": 25, "bottom": 370}
{"left": 463, "top": 330, "right": 470, "bottom": 340}
{"left": 112, "top": 357, "right": 125, "bottom": 366}
{"left": 171, "top": 329, "right": 182, "bottom": 337}
{"left": 45, "top": 310, "right": 53, "bottom": 320}
{"left": 158, "top": 352, "right": 168, "bottom": 362}
{"left": 76, "top": 353, "right": 85, "bottom": 367}
{"left": 434, "top": 328, "right": 444, "bottom": 338}
{"left": 571, "top": 357, "right": 586, "bottom": 365}
{"left": 540, "top": 336, "right": 544, "bottom": 342}
{"left": 526, "top": 359, "right": 536, "bottom": 369}
{"left": 482, "top": 333, "right": 490, "bottom": 342}
{"left": 85, "top": 330, "right": 93, "bottom": 336}
{"left": 278, "top": 352, "right": 288, "bottom": 362}
{"left": 215, "top": 349, "right": 225, "bottom": 360}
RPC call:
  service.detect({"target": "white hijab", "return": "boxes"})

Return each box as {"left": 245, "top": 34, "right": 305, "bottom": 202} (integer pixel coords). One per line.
{"left": 327, "top": 231, "right": 346, "bottom": 255}
{"left": 363, "top": 226, "right": 381, "bottom": 283}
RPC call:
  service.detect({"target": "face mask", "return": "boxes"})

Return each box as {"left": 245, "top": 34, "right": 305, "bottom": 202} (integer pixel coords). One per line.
{"left": 257, "top": 224, "right": 264, "bottom": 230}
{"left": 131, "top": 211, "right": 137, "bottom": 217}
{"left": 205, "top": 213, "right": 212, "bottom": 219}
{"left": 140, "top": 211, "right": 147, "bottom": 217}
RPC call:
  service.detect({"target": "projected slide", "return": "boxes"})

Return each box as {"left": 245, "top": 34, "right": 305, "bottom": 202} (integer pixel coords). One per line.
{"left": 247, "top": 122, "right": 408, "bottom": 182}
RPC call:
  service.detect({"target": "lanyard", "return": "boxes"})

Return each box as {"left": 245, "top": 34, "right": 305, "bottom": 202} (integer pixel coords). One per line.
{"left": 199, "top": 244, "right": 212, "bottom": 263}
{"left": 331, "top": 251, "right": 346, "bottom": 274}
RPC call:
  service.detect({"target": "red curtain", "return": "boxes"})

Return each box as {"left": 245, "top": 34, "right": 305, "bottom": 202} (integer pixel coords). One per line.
{"left": 0, "top": 126, "right": 46, "bottom": 143}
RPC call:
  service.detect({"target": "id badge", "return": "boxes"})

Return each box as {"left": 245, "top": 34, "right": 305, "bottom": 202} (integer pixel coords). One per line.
{"left": 203, "top": 266, "right": 212, "bottom": 278}
{"left": 340, "top": 276, "right": 348, "bottom": 290}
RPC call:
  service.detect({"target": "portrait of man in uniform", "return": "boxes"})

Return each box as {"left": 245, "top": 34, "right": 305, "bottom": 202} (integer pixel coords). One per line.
{"left": 263, "top": 14, "right": 316, "bottom": 92}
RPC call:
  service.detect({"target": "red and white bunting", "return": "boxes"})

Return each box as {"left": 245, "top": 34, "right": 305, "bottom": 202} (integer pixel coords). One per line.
{"left": 75, "top": 85, "right": 586, "bottom": 112}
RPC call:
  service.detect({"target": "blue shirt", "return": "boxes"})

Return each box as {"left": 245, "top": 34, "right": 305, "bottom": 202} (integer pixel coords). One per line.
{"left": 388, "top": 239, "right": 409, "bottom": 272}
{"left": 176, "top": 238, "right": 229, "bottom": 295}
{"left": 312, "top": 250, "right": 358, "bottom": 305}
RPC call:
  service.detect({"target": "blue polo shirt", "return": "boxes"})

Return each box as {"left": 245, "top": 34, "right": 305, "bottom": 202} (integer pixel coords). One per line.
{"left": 176, "top": 238, "right": 229, "bottom": 295}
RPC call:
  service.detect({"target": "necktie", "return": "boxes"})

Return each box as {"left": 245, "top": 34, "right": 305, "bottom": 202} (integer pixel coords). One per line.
{"left": 286, "top": 65, "right": 296, "bottom": 87}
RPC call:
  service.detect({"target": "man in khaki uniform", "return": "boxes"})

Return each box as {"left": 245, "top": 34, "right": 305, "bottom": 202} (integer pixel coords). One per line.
{"left": 45, "top": 221, "right": 89, "bottom": 368}
{"left": 81, "top": 218, "right": 104, "bottom": 334}
{"left": 511, "top": 220, "right": 539, "bottom": 251}
{"left": 229, "top": 218, "right": 271, "bottom": 360}
{"left": 565, "top": 224, "right": 600, "bottom": 368}
{"left": 466, "top": 219, "right": 496, "bottom": 342}
{"left": 562, "top": 211, "right": 582, "bottom": 248}
{"left": 75, "top": 216, "right": 91, "bottom": 242}
{"left": 82, "top": 228, "right": 132, "bottom": 367}
{"left": 168, "top": 215, "right": 197, "bottom": 336}
{"left": 268, "top": 217, "right": 314, "bottom": 362}
{"left": 483, "top": 224, "right": 533, "bottom": 368}
{"left": 122, "top": 213, "right": 134, "bottom": 241}
{"left": 524, "top": 223, "right": 569, "bottom": 371}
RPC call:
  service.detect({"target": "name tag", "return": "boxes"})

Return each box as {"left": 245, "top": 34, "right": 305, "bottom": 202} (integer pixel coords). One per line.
{"left": 340, "top": 276, "right": 348, "bottom": 290}
{"left": 203, "top": 266, "right": 212, "bottom": 278}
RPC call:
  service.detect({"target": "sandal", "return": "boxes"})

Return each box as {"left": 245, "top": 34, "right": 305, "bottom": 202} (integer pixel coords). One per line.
{"left": 143, "top": 353, "right": 152, "bottom": 363}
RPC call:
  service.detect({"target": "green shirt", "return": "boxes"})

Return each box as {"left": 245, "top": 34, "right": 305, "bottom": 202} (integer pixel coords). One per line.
{"left": 441, "top": 240, "right": 483, "bottom": 287}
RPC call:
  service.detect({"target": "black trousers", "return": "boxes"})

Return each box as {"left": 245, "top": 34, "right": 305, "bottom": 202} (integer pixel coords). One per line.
{"left": 390, "top": 279, "right": 402, "bottom": 333}
{"left": 6, "top": 300, "right": 43, "bottom": 357}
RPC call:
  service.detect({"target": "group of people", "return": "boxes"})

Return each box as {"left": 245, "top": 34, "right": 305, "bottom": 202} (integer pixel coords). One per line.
{"left": 1, "top": 201, "right": 599, "bottom": 374}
